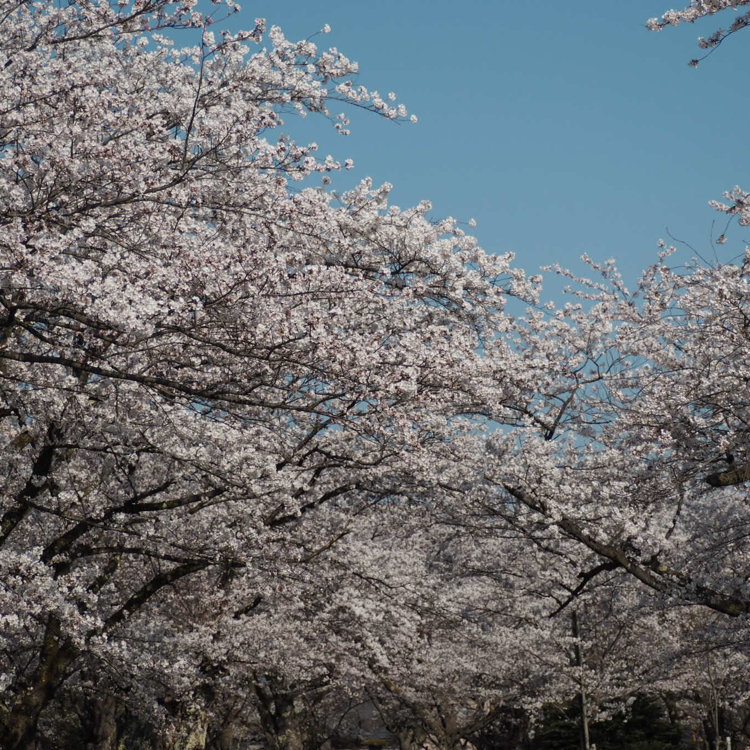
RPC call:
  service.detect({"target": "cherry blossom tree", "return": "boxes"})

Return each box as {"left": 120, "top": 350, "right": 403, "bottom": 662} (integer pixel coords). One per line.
{"left": 454, "top": 0, "right": 750, "bottom": 630}
{"left": 0, "top": 0, "right": 555, "bottom": 746}
{"left": 648, "top": 0, "right": 750, "bottom": 66}
{"left": 469, "top": 251, "right": 750, "bottom": 619}
{"left": 4, "top": 0, "right": 750, "bottom": 746}
{"left": 648, "top": 1, "right": 750, "bottom": 232}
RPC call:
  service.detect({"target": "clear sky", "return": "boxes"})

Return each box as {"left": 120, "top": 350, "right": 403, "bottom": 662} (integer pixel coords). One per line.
{"left": 219, "top": 1, "right": 750, "bottom": 288}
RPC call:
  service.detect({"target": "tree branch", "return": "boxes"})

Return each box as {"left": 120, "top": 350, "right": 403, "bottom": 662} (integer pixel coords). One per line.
{"left": 103, "top": 559, "right": 211, "bottom": 632}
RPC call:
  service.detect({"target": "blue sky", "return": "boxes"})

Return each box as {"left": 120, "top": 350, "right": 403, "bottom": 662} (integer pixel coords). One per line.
{"left": 220, "top": 1, "right": 750, "bottom": 288}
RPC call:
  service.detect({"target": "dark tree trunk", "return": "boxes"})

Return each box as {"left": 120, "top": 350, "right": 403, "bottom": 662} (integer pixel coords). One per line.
{"left": 254, "top": 679, "right": 305, "bottom": 750}
{"left": 87, "top": 693, "right": 119, "bottom": 750}
{"left": 0, "top": 615, "right": 78, "bottom": 750}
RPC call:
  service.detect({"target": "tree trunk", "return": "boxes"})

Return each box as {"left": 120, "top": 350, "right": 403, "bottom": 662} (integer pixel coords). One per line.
{"left": 254, "top": 679, "right": 306, "bottom": 750}
{"left": 0, "top": 615, "right": 77, "bottom": 750}
{"left": 276, "top": 723, "right": 304, "bottom": 750}
{"left": 88, "top": 693, "right": 119, "bottom": 750}
{"left": 398, "top": 726, "right": 426, "bottom": 750}
{"left": 180, "top": 709, "right": 208, "bottom": 750}
{"left": 215, "top": 723, "right": 238, "bottom": 750}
